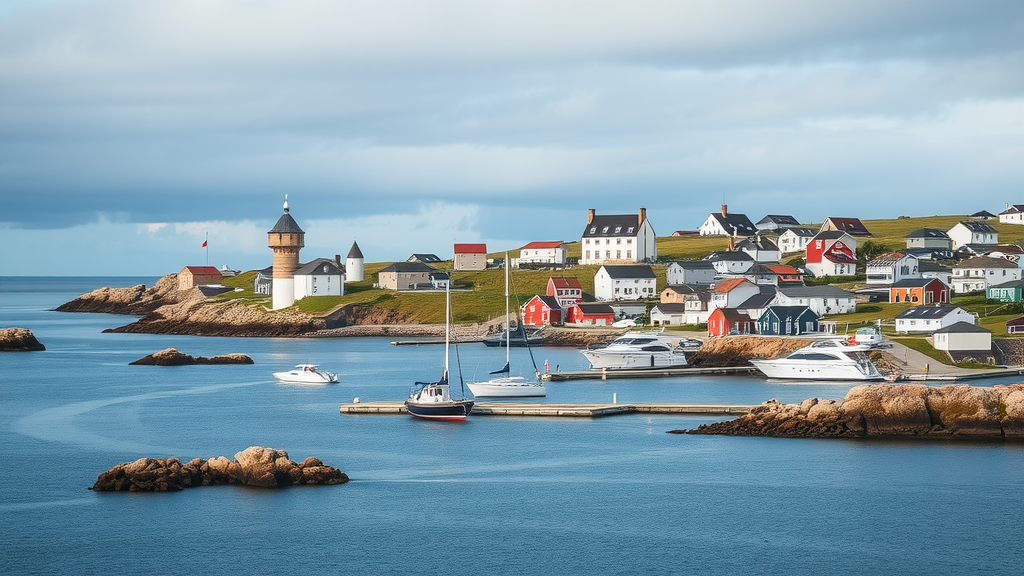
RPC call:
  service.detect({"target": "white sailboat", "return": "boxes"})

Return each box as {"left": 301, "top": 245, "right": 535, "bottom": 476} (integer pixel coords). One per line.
{"left": 467, "top": 255, "right": 546, "bottom": 398}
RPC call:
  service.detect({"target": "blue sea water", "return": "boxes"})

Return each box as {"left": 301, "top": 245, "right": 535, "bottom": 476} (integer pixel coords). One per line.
{"left": 1, "top": 277, "right": 1023, "bottom": 576}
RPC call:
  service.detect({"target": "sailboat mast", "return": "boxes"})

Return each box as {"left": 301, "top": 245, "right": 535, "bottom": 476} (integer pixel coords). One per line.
{"left": 504, "top": 252, "right": 510, "bottom": 365}
{"left": 444, "top": 279, "right": 450, "bottom": 381}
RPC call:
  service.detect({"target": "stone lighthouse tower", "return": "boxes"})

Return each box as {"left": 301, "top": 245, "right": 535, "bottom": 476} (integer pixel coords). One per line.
{"left": 345, "top": 241, "right": 364, "bottom": 282}
{"left": 267, "top": 195, "right": 305, "bottom": 310}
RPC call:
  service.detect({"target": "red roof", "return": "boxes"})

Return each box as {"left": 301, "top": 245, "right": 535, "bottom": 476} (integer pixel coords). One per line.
{"left": 822, "top": 252, "right": 858, "bottom": 264}
{"left": 765, "top": 265, "right": 801, "bottom": 275}
{"left": 454, "top": 243, "right": 487, "bottom": 254}
{"left": 549, "top": 277, "right": 582, "bottom": 290}
{"left": 713, "top": 278, "right": 755, "bottom": 293}
{"left": 182, "top": 266, "right": 221, "bottom": 276}
{"left": 1006, "top": 316, "right": 1024, "bottom": 327}
{"left": 520, "top": 241, "right": 564, "bottom": 250}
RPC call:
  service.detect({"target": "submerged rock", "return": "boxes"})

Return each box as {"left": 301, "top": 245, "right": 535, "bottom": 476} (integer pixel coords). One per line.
{"left": 675, "top": 384, "right": 1024, "bottom": 440}
{"left": 129, "top": 348, "right": 253, "bottom": 366}
{"left": 90, "top": 446, "right": 349, "bottom": 492}
{"left": 0, "top": 328, "right": 45, "bottom": 351}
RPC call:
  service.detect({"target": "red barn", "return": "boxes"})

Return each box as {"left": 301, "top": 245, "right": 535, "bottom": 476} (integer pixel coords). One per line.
{"left": 565, "top": 303, "right": 615, "bottom": 326}
{"left": 178, "top": 266, "right": 223, "bottom": 290}
{"left": 521, "top": 295, "right": 563, "bottom": 327}
{"left": 707, "top": 308, "right": 756, "bottom": 337}
{"left": 547, "top": 277, "right": 583, "bottom": 308}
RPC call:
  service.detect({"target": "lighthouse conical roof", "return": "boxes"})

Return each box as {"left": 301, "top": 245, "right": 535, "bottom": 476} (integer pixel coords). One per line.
{"left": 269, "top": 212, "right": 304, "bottom": 234}
{"left": 347, "top": 241, "right": 364, "bottom": 259}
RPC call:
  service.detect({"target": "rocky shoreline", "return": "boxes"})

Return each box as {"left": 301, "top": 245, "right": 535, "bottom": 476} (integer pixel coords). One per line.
{"left": 0, "top": 328, "right": 45, "bottom": 351}
{"left": 674, "top": 384, "right": 1024, "bottom": 440}
{"left": 130, "top": 348, "right": 254, "bottom": 366}
{"left": 91, "top": 446, "right": 348, "bottom": 492}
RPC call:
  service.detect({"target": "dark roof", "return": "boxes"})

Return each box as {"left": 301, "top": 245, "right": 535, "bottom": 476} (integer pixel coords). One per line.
{"left": 574, "top": 303, "right": 614, "bottom": 315}
{"left": 999, "top": 205, "right": 1024, "bottom": 215}
{"left": 1006, "top": 316, "right": 1024, "bottom": 327}
{"left": 735, "top": 236, "right": 779, "bottom": 251}
{"left": 823, "top": 217, "right": 872, "bottom": 236}
{"left": 954, "top": 256, "right": 1018, "bottom": 270}
{"left": 534, "top": 295, "right": 562, "bottom": 309}
{"left": 895, "top": 305, "right": 965, "bottom": 319}
{"left": 600, "top": 264, "right": 656, "bottom": 279}
{"left": 971, "top": 210, "right": 995, "bottom": 218}
{"left": 782, "top": 227, "right": 817, "bottom": 237}
{"left": 905, "top": 228, "right": 950, "bottom": 239}
{"left": 379, "top": 262, "right": 436, "bottom": 273}
{"left": 776, "top": 285, "right": 854, "bottom": 299}
{"left": 582, "top": 214, "right": 643, "bottom": 238}
{"left": 890, "top": 278, "right": 942, "bottom": 288}
{"left": 408, "top": 254, "right": 442, "bottom": 263}
{"left": 757, "top": 215, "right": 800, "bottom": 227}
{"left": 988, "top": 279, "right": 1024, "bottom": 290}
{"left": 736, "top": 287, "right": 777, "bottom": 310}
{"left": 347, "top": 241, "right": 363, "bottom": 259}
{"left": 663, "top": 284, "right": 705, "bottom": 295}
{"left": 669, "top": 260, "right": 716, "bottom": 270}
{"left": 906, "top": 247, "right": 954, "bottom": 260}
{"left": 933, "top": 321, "right": 988, "bottom": 334}
{"left": 653, "top": 303, "right": 688, "bottom": 314}
{"left": 294, "top": 258, "right": 345, "bottom": 276}
{"left": 762, "top": 305, "right": 816, "bottom": 320}
{"left": 711, "top": 308, "right": 751, "bottom": 322}
{"left": 918, "top": 260, "right": 951, "bottom": 273}
{"left": 269, "top": 212, "right": 304, "bottom": 234}
{"left": 704, "top": 250, "right": 754, "bottom": 262}
{"left": 812, "top": 230, "right": 854, "bottom": 241}
{"left": 953, "top": 220, "right": 998, "bottom": 234}
{"left": 706, "top": 212, "right": 757, "bottom": 236}
{"left": 429, "top": 271, "right": 450, "bottom": 280}
{"left": 197, "top": 285, "right": 233, "bottom": 297}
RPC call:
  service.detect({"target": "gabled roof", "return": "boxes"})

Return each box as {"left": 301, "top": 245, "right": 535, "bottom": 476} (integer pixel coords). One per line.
{"left": 269, "top": 213, "right": 304, "bottom": 234}
{"left": 549, "top": 277, "right": 582, "bottom": 290}
{"left": 294, "top": 258, "right": 345, "bottom": 276}
{"left": 951, "top": 220, "right": 997, "bottom": 234}
{"left": 988, "top": 279, "right": 1024, "bottom": 290}
{"left": 531, "top": 295, "right": 562, "bottom": 309}
{"left": 895, "top": 305, "right": 966, "bottom": 319}
{"left": 781, "top": 227, "right": 818, "bottom": 238}
{"left": 1006, "top": 316, "right": 1024, "bottom": 327}
{"left": 735, "top": 236, "right": 779, "bottom": 251}
{"left": 954, "top": 256, "right": 1018, "bottom": 270}
{"left": 669, "top": 260, "right": 716, "bottom": 270}
{"left": 379, "top": 262, "right": 436, "bottom": 274}
{"left": 713, "top": 278, "right": 756, "bottom": 293}
{"left": 999, "top": 205, "right": 1024, "bottom": 215}
{"left": 663, "top": 284, "right": 707, "bottom": 295}
{"left": 933, "top": 321, "right": 989, "bottom": 334}
{"left": 823, "top": 217, "right": 872, "bottom": 236}
{"left": 520, "top": 241, "right": 564, "bottom": 250}
{"left": 572, "top": 303, "right": 615, "bottom": 315}
{"left": 776, "top": 285, "right": 855, "bottom": 299}
{"left": 182, "top": 266, "right": 222, "bottom": 275}
{"left": 762, "top": 305, "right": 816, "bottom": 319}
{"left": 347, "top": 241, "right": 363, "bottom": 259}
{"left": 653, "top": 303, "right": 689, "bottom": 315}
{"left": 757, "top": 215, "right": 801, "bottom": 227}
{"left": 890, "top": 278, "right": 944, "bottom": 288}
{"left": 971, "top": 210, "right": 995, "bottom": 218}
{"left": 600, "top": 264, "right": 656, "bottom": 279}
{"left": 918, "top": 260, "right": 951, "bottom": 273}
{"left": 811, "top": 230, "right": 854, "bottom": 242}
{"left": 905, "top": 228, "right": 950, "bottom": 240}
{"left": 706, "top": 212, "right": 757, "bottom": 236}
{"left": 711, "top": 307, "right": 751, "bottom": 322}
{"left": 582, "top": 214, "right": 643, "bottom": 238}
{"left": 454, "top": 243, "right": 487, "bottom": 254}
{"left": 704, "top": 250, "right": 754, "bottom": 262}
{"left": 764, "top": 264, "right": 802, "bottom": 276}
{"left": 736, "top": 287, "right": 777, "bottom": 310}
{"left": 867, "top": 252, "right": 913, "bottom": 267}
{"left": 429, "top": 271, "right": 450, "bottom": 280}
{"left": 408, "top": 253, "right": 441, "bottom": 263}
{"left": 986, "top": 244, "right": 1024, "bottom": 255}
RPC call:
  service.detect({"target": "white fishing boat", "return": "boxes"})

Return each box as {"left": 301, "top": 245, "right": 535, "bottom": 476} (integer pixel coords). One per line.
{"left": 749, "top": 339, "right": 883, "bottom": 381}
{"left": 580, "top": 332, "right": 688, "bottom": 370}
{"left": 467, "top": 254, "right": 545, "bottom": 398}
{"left": 272, "top": 364, "right": 338, "bottom": 384}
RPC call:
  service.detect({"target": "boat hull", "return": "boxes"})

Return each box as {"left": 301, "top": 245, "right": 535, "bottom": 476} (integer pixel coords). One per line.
{"left": 467, "top": 377, "right": 546, "bottom": 398}
{"left": 581, "top": 350, "right": 687, "bottom": 370}
{"left": 404, "top": 400, "right": 475, "bottom": 420}
{"left": 749, "top": 359, "right": 883, "bottom": 381}
{"left": 272, "top": 372, "right": 338, "bottom": 384}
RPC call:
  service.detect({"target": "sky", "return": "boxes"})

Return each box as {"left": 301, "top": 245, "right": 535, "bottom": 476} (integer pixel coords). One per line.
{"left": 1, "top": 0, "right": 1022, "bottom": 275}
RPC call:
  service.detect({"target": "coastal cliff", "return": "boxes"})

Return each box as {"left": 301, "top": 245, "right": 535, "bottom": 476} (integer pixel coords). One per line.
{"left": 677, "top": 384, "right": 1024, "bottom": 439}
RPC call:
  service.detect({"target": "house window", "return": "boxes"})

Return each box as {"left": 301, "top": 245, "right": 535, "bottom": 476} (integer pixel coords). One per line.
{"left": 590, "top": 227, "right": 596, "bottom": 234}
{"left": 602, "top": 226, "right": 609, "bottom": 233}
{"left": 605, "top": 251, "right": 611, "bottom": 258}
{"left": 627, "top": 250, "right": 631, "bottom": 259}
{"left": 616, "top": 250, "right": 621, "bottom": 259}
{"left": 628, "top": 227, "right": 635, "bottom": 233}
{"left": 617, "top": 238, "right": 622, "bottom": 244}
{"left": 614, "top": 226, "right": 621, "bottom": 233}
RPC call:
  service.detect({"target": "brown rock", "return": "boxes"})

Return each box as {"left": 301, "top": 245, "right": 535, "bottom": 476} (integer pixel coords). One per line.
{"left": 129, "top": 348, "right": 253, "bottom": 366}
{"left": 0, "top": 328, "right": 45, "bottom": 352}
{"left": 842, "top": 384, "right": 934, "bottom": 436}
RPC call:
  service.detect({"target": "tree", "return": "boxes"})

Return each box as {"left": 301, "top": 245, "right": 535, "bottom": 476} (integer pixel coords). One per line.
{"left": 856, "top": 240, "right": 888, "bottom": 263}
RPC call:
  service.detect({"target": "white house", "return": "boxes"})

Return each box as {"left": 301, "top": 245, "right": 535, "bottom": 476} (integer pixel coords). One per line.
{"left": 704, "top": 251, "right": 755, "bottom": 275}
{"left": 429, "top": 271, "right": 450, "bottom": 290}
{"left": 865, "top": 252, "right": 920, "bottom": 285}
{"left": 778, "top": 227, "right": 817, "bottom": 254}
{"left": 516, "top": 241, "right": 566, "bottom": 266}
{"left": 905, "top": 229, "right": 952, "bottom": 250}
{"left": 947, "top": 221, "right": 998, "bottom": 249}
{"left": 773, "top": 285, "right": 857, "bottom": 316}
{"left": 666, "top": 260, "right": 717, "bottom": 285}
{"left": 951, "top": 256, "right": 1022, "bottom": 293}
{"left": 650, "top": 303, "right": 709, "bottom": 326}
{"left": 708, "top": 278, "right": 760, "bottom": 311}
{"left": 932, "top": 322, "right": 992, "bottom": 353}
{"left": 698, "top": 205, "right": 758, "bottom": 237}
{"left": 998, "top": 204, "right": 1024, "bottom": 225}
{"left": 735, "top": 236, "right": 781, "bottom": 263}
{"left": 920, "top": 260, "right": 953, "bottom": 286}
{"left": 581, "top": 208, "right": 657, "bottom": 265}
{"left": 293, "top": 258, "right": 345, "bottom": 299}
{"left": 594, "top": 264, "right": 657, "bottom": 301}
{"left": 895, "top": 306, "right": 975, "bottom": 333}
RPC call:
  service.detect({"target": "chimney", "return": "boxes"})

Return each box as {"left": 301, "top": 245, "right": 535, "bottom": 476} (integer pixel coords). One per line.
{"left": 721, "top": 204, "right": 728, "bottom": 217}
{"left": 638, "top": 207, "right": 646, "bottom": 225}
{"left": 587, "top": 208, "right": 595, "bottom": 224}
{"left": 335, "top": 254, "right": 341, "bottom": 265}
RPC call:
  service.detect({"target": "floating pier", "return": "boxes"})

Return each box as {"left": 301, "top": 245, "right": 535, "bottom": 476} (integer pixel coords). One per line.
{"left": 542, "top": 366, "right": 757, "bottom": 381}
{"left": 340, "top": 402, "right": 756, "bottom": 418}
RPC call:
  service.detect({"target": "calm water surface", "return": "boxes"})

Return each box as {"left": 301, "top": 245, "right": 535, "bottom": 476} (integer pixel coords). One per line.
{"left": 1, "top": 277, "right": 1022, "bottom": 575}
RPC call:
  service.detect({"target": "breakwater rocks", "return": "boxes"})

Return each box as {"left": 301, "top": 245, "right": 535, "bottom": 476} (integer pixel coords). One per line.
{"left": 91, "top": 446, "right": 349, "bottom": 492}
{"left": 130, "top": 347, "right": 254, "bottom": 366}
{"left": 0, "top": 328, "right": 45, "bottom": 351}
{"left": 105, "top": 296, "right": 325, "bottom": 337}
{"left": 56, "top": 274, "right": 195, "bottom": 315}
{"left": 688, "top": 336, "right": 813, "bottom": 368}
{"left": 676, "top": 384, "right": 1024, "bottom": 439}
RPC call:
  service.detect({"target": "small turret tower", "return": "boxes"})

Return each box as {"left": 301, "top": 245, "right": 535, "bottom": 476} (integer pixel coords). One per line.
{"left": 267, "top": 195, "right": 305, "bottom": 309}
{"left": 345, "top": 241, "right": 364, "bottom": 282}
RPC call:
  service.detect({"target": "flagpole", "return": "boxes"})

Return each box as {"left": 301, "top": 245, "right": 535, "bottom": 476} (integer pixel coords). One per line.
{"left": 205, "top": 232, "right": 209, "bottom": 266}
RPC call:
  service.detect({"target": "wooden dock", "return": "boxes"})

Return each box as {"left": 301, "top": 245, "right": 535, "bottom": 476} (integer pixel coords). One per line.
{"left": 541, "top": 366, "right": 757, "bottom": 381}
{"left": 340, "top": 402, "right": 756, "bottom": 418}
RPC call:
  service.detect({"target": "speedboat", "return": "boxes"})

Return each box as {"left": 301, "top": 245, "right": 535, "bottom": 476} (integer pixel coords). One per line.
{"left": 580, "top": 332, "right": 687, "bottom": 370}
{"left": 749, "top": 339, "right": 883, "bottom": 381}
{"left": 272, "top": 364, "right": 338, "bottom": 384}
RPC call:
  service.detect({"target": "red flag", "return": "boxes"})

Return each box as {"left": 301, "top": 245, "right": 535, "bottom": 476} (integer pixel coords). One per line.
{"left": 202, "top": 240, "right": 208, "bottom": 248}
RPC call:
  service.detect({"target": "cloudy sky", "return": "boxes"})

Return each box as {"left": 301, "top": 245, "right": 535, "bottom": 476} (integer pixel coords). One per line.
{"left": 1, "top": 0, "right": 1022, "bottom": 275}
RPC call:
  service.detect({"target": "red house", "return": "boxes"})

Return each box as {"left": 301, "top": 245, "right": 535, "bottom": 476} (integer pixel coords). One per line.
{"left": 764, "top": 264, "right": 804, "bottom": 285}
{"left": 889, "top": 278, "right": 951, "bottom": 305}
{"left": 547, "top": 277, "right": 583, "bottom": 308}
{"left": 565, "top": 303, "right": 615, "bottom": 326}
{"left": 707, "top": 308, "right": 756, "bottom": 337}
{"left": 1006, "top": 316, "right": 1024, "bottom": 334}
{"left": 521, "top": 295, "right": 563, "bottom": 327}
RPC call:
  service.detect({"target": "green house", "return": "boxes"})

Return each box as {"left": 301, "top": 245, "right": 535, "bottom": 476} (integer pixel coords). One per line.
{"left": 986, "top": 279, "right": 1024, "bottom": 302}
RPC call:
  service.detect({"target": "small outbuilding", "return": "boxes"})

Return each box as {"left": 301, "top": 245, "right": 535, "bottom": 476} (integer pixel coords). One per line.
{"left": 707, "top": 308, "right": 756, "bottom": 337}
{"left": 931, "top": 322, "right": 993, "bottom": 363}
{"left": 178, "top": 266, "right": 223, "bottom": 291}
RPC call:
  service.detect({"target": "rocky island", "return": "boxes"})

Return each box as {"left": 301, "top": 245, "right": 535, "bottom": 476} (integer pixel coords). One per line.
{"left": 675, "top": 384, "right": 1024, "bottom": 440}
{"left": 0, "top": 328, "right": 46, "bottom": 351}
{"left": 129, "top": 347, "right": 254, "bottom": 366}
{"left": 91, "top": 446, "right": 348, "bottom": 492}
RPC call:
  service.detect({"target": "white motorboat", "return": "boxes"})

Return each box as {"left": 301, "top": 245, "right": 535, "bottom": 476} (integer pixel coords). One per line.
{"left": 749, "top": 339, "right": 883, "bottom": 381}
{"left": 467, "top": 253, "right": 545, "bottom": 398}
{"left": 272, "top": 364, "right": 338, "bottom": 384}
{"left": 580, "top": 332, "right": 687, "bottom": 370}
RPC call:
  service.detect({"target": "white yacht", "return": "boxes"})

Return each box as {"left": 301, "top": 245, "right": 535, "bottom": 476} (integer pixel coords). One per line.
{"left": 272, "top": 364, "right": 338, "bottom": 384}
{"left": 580, "top": 332, "right": 687, "bottom": 370}
{"left": 749, "top": 340, "right": 883, "bottom": 381}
